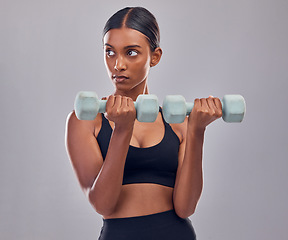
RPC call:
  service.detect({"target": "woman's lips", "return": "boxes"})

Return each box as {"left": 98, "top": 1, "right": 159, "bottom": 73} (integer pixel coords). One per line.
{"left": 113, "top": 75, "right": 129, "bottom": 83}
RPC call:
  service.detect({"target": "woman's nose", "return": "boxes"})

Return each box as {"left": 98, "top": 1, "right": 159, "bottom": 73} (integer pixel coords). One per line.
{"left": 114, "top": 56, "right": 127, "bottom": 71}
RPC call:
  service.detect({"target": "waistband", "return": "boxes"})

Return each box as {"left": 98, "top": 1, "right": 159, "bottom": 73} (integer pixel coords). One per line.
{"left": 102, "top": 209, "right": 189, "bottom": 230}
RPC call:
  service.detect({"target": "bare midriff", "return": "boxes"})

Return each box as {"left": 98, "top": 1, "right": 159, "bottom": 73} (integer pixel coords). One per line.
{"left": 94, "top": 112, "right": 181, "bottom": 220}
{"left": 102, "top": 183, "right": 174, "bottom": 219}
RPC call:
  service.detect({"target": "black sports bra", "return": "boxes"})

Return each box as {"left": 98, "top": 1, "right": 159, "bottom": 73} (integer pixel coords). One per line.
{"left": 96, "top": 108, "right": 180, "bottom": 188}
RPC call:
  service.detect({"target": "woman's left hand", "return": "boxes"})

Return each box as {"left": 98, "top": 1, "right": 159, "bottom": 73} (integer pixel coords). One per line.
{"left": 188, "top": 96, "right": 222, "bottom": 133}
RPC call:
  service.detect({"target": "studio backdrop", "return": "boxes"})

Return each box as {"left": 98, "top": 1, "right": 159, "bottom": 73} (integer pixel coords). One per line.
{"left": 1, "top": 0, "right": 287, "bottom": 239}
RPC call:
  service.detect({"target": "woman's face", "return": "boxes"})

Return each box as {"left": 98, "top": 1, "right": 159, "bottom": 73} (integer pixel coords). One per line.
{"left": 103, "top": 27, "right": 155, "bottom": 94}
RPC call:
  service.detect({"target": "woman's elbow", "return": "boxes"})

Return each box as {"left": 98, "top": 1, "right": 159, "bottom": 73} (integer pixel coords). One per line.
{"left": 175, "top": 206, "right": 196, "bottom": 219}
{"left": 88, "top": 190, "right": 115, "bottom": 216}
{"left": 91, "top": 203, "right": 115, "bottom": 217}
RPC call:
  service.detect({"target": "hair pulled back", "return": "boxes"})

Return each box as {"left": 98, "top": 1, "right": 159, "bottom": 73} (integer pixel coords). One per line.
{"left": 103, "top": 7, "right": 160, "bottom": 52}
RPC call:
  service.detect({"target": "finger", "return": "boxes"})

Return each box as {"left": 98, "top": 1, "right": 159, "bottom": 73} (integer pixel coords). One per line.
{"left": 211, "top": 97, "right": 222, "bottom": 117}
{"left": 113, "top": 95, "right": 122, "bottom": 111}
{"left": 193, "top": 98, "right": 201, "bottom": 110}
{"left": 122, "top": 96, "right": 128, "bottom": 108}
{"left": 214, "top": 97, "right": 222, "bottom": 111}
{"left": 207, "top": 97, "right": 217, "bottom": 113}
{"left": 200, "top": 98, "right": 209, "bottom": 111}
{"left": 127, "top": 97, "right": 134, "bottom": 108}
{"left": 101, "top": 96, "right": 107, "bottom": 100}
{"left": 106, "top": 95, "right": 115, "bottom": 110}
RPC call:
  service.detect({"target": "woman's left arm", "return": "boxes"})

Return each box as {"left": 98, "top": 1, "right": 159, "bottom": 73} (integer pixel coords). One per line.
{"left": 173, "top": 97, "right": 222, "bottom": 219}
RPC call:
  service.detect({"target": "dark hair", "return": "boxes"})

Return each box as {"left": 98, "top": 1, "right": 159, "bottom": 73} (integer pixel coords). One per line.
{"left": 103, "top": 7, "right": 160, "bottom": 52}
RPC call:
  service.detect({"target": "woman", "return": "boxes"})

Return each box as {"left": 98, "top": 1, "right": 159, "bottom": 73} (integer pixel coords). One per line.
{"left": 65, "top": 7, "right": 222, "bottom": 240}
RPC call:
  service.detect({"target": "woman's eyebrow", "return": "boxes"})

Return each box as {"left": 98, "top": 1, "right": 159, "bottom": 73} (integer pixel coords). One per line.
{"left": 104, "top": 43, "right": 142, "bottom": 49}
{"left": 104, "top": 43, "right": 114, "bottom": 48}
{"left": 124, "top": 45, "right": 141, "bottom": 49}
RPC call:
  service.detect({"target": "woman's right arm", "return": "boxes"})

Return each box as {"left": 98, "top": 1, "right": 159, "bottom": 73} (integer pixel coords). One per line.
{"left": 65, "top": 95, "right": 136, "bottom": 216}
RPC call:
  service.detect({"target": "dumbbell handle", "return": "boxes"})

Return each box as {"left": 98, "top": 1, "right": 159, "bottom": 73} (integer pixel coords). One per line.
{"left": 97, "top": 99, "right": 106, "bottom": 113}
{"left": 93, "top": 99, "right": 140, "bottom": 113}
{"left": 185, "top": 101, "right": 223, "bottom": 115}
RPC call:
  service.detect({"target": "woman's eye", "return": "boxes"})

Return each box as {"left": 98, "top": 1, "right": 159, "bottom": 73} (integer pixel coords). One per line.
{"left": 106, "top": 50, "right": 115, "bottom": 57}
{"left": 127, "top": 50, "right": 138, "bottom": 56}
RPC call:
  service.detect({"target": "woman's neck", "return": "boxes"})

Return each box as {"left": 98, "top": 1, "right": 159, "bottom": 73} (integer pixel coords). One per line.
{"left": 114, "top": 80, "right": 149, "bottom": 101}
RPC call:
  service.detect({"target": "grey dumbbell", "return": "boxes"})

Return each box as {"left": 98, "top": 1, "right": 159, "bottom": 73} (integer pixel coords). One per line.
{"left": 162, "top": 94, "right": 246, "bottom": 123}
{"left": 74, "top": 91, "right": 159, "bottom": 122}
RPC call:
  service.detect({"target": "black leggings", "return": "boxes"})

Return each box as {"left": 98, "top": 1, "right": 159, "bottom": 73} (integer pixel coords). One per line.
{"left": 98, "top": 209, "right": 196, "bottom": 240}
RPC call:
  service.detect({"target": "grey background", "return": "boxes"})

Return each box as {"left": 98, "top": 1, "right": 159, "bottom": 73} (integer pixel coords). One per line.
{"left": 1, "top": 0, "right": 287, "bottom": 239}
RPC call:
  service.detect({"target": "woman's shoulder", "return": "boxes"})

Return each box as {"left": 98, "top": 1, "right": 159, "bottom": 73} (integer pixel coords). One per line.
{"left": 169, "top": 117, "right": 188, "bottom": 144}
{"left": 65, "top": 110, "right": 103, "bottom": 137}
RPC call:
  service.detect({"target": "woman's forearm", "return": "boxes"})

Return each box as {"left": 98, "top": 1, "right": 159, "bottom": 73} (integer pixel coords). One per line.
{"left": 173, "top": 128, "right": 205, "bottom": 219}
{"left": 88, "top": 125, "right": 133, "bottom": 216}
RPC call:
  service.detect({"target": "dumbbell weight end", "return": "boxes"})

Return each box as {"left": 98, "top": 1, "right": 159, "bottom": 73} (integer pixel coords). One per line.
{"left": 74, "top": 91, "right": 104, "bottom": 120}
{"left": 222, "top": 94, "right": 246, "bottom": 123}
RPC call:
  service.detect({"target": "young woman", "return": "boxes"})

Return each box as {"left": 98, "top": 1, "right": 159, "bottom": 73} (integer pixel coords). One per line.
{"left": 65, "top": 7, "right": 222, "bottom": 240}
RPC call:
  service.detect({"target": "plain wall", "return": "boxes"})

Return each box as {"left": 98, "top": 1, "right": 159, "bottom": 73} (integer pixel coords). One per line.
{"left": 1, "top": 0, "right": 287, "bottom": 239}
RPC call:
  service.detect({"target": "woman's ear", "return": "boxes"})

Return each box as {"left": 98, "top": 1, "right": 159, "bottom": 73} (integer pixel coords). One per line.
{"left": 150, "top": 47, "right": 163, "bottom": 67}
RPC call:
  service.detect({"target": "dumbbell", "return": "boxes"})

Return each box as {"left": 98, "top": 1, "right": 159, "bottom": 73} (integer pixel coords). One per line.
{"left": 74, "top": 91, "right": 159, "bottom": 122}
{"left": 162, "top": 95, "right": 246, "bottom": 123}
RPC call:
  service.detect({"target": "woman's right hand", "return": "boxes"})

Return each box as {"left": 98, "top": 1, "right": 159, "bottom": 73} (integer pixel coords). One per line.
{"left": 104, "top": 95, "right": 136, "bottom": 128}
